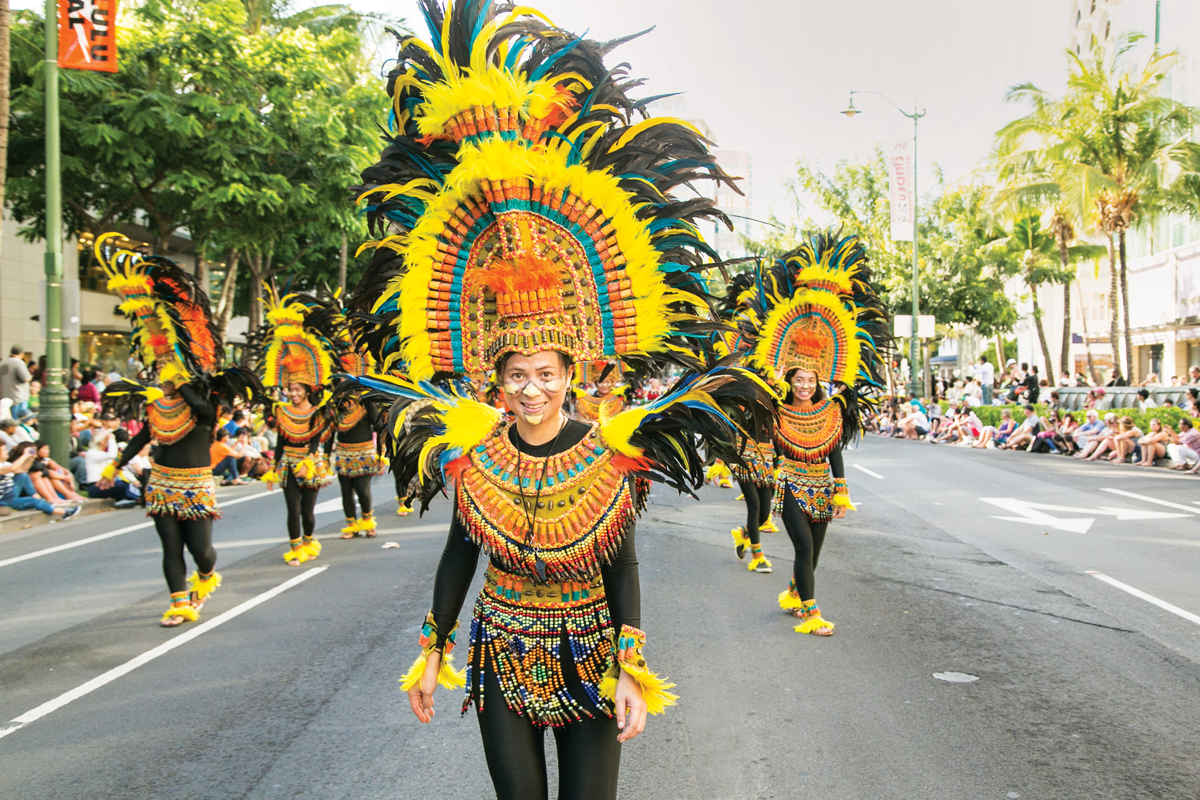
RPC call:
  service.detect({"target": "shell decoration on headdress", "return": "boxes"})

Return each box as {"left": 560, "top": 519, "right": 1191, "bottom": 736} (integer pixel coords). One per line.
{"left": 348, "top": 0, "right": 739, "bottom": 381}
{"left": 95, "top": 232, "right": 221, "bottom": 386}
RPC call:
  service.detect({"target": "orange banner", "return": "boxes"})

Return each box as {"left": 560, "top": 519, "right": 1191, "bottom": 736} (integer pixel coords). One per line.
{"left": 58, "top": 0, "right": 118, "bottom": 73}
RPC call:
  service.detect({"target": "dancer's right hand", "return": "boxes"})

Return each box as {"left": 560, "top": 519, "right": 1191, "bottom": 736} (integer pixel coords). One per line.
{"left": 407, "top": 650, "right": 440, "bottom": 723}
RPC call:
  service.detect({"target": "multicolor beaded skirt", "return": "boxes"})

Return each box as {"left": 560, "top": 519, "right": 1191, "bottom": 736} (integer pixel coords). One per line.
{"left": 730, "top": 440, "right": 775, "bottom": 487}
{"left": 334, "top": 440, "right": 381, "bottom": 478}
{"left": 280, "top": 446, "right": 332, "bottom": 490}
{"left": 463, "top": 564, "right": 616, "bottom": 728}
{"left": 145, "top": 465, "right": 220, "bottom": 520}
{"left": 775, "top": 459, "right": 834, "bottom": 522}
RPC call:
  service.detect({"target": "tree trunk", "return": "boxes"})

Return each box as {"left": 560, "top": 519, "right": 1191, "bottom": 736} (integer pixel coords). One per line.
{"left": 1076, "top": 279, "right": 1099, "bottom": 386}
{"left": 0, "top": 0, "right": 11, "bottom": 264}
{"left": 195, "top": 241, "right": 210, "bottom": 302}
{"left": 1057, "top": 229, "right": 1072, "bottom": 379}
{"left": 995, "top": 334, "right": 1006, "bottom": 375}
{"left": 1031, "top": 282, "right": 1055, "bottom": 382}
{"left": 338, "top": 232, "right": 348, "bottom": 296}
{"left": 247, "top": 251, "right": 264, "bottom": 335}
{"left": 1118, "top": 228, "right": 1133, "bottom": 381}
{"left": 215, "top": 248, "right": 240, "bottom": 338}
{"left": 1106, "top": 232, "right": 1121, "bottom": 383}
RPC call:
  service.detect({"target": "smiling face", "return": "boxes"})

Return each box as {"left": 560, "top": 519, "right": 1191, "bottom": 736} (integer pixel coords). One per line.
{"left": 500, "top": 351, "right": 572, "bottom": 426}
{"left": 287, "top": 383, "right": 309, "bottom": 405}
{"left": 596, "top": 374, "right": 616, "bottom": 396}
{"left": 790, "top": 369, "right": 818, "bottom": 403}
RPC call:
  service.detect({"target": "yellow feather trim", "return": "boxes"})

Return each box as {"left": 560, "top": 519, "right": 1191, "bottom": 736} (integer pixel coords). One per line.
{"left": 187, "top": 571, "right": 222, "bottom": 602}
{"left": 778, "top": 589, "right": 806, "bottom": 611}
{"left": 833, "top": 494, "right": 856, "bottom": 510}
{"left": 162, "top": 604, "right": 200, "bottom": 623}
{"left": 611, "top": 663, "right": 679, "bottom": 715}
{"left": 100, "top": 463, "right": 118, "bottom": 482}
{"left": 157, "top": 363, "right": 189, "bottom": 387}
{"left": 794, "top": 615, "right": 835, "bottom": 635}
{"left": 261, "top": 470, "right": 280, "bottom": 484}
{"left": 398, "top": 652, "right": 467, "bottom": 692}
{"left": 300, "top": 538, "right": 322, "bottom": 558}
{"left": 284, "top": 546, "right": 309, "bottom": 565}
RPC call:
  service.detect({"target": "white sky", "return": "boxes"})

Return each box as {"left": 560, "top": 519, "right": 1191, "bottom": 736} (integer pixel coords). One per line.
{"left": 22, "top": 0, "right": 1121, "bottom": 230}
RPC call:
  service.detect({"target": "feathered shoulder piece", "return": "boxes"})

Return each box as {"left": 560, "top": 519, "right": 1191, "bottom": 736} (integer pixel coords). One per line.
{"left": 599, "top": 366, "right": 775, "bottom": 495}
{"left": 348, "top": 0, "right": 739, "bottom": 381}
{"left": 101, "top": 378, "right": 165, "bottom": 420}
{"left": 257, "top": 287, "right": 348, "bottom": 390}
{"left": 95, "top": 233, "right": 222, "bottom": 385}
{"left": 332, "top": 372, "right": 502, "bottom": 511}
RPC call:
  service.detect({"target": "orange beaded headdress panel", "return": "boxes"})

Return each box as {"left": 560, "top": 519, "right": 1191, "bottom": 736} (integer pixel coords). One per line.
{"left": 95, "top": 233, "right": 222, "bottom": 386}
{"left": 347, "top": 0, "right": 737, "bottom": 381}
{"left": 260, "top": 288, "right": 346, "bottom": 389}
{"left": 750, "top": 234, "right": 888, "bottom": 389}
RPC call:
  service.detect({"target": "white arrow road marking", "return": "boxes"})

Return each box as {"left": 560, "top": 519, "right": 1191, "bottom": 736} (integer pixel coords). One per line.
{"left": 1087, "top": 571, "right": 1200, "bottom": 627}
{"left": 0, "top": 567, "right": 327, "bottom": 741}
{"left": 980, "top": 497, "right": 1096, "bottom": 533}
{"left": 1101, "top": 488, "right": 1200, "bottom": 515}
{"left": 980, "top": 497, "right": 1190, "bottom": 534}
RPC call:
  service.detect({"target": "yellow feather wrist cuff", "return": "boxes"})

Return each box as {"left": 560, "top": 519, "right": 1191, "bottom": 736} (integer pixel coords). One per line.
{"left": 610, "top": 625, "right": 678, "bottom": 715}
{"left": 399, "top": 612, "right": 466, "bottom": 691}
{"left": 832, "top": 478, "right": 854, "bottom": 510}
{"left": 261, "top": 470, "right": 280, "bottom": 483}
{"left": 100, "top": 463, "right": 118, "bottom": 482}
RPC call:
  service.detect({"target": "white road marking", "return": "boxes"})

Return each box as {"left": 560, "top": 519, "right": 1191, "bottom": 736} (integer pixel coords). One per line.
{"left": 1087, "top": 571, "right": 1200, "bottom": 627}
{"left": 852, "top": 465, "right": 884, "bottom": 479}
{"left": 1100, "top": 488, "right": 1200, "bottom": 515}
{"left": 0, "top": 492, "right": 272, "bottom": 570}
{"left": 0, "top": 567, "right": 327, "bottom": 741}
{"left": 313, "top": 498, "right": 347, "bottom": 515}
{"left": 981, "top": 497, "right": 1190, "bottom": 534}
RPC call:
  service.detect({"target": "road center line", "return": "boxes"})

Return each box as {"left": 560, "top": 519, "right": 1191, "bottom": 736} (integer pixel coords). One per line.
{"left": 0, "top": 492, "right": 272, "bottom": 570}
{"left": 852, "top": 464, "right": 884, "bottom": 479}
{"left": 1087, "top": 571, "right": 1200, "bottom": 627}
{"left": 0, "top": 566, "right": 327, "bottom": 741}
{"left": 1100, "top": 488, "right": 1200, "bottom": 515}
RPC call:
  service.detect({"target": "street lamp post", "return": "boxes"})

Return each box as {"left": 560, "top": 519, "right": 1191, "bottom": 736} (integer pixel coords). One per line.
{"left": 842, "top": 91, "right": 926, "bottom": 398}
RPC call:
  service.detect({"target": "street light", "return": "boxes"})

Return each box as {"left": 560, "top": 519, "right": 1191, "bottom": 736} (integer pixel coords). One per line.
{"left": 842, "top": 90, "right": 926, "bottom": 398}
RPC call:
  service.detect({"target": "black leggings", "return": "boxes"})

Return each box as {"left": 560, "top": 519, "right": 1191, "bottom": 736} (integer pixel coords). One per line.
{"left": 153, "top": 515, "right": 216, "bottom": 594}
{"left": 338, "top": 474, "right": 373, "bottom": 518}
{"left": 476, "top": 668, "right": 621, "bottom": 800}
{"left": 780, "top": 487, "right": 829, "bottom": 601}
{"left": 737, "top": 479, "right": 774, "bottom": 546}
{"left": 283, "top": 475, "right": 318, "bottom": 541}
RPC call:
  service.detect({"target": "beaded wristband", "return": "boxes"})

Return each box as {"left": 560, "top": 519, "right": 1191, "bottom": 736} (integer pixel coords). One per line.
{"left": 610, "top": 624, "right": 677, "bottom": 714}
{"left": 418, "top": 611, "right": 458, "bottom": 655}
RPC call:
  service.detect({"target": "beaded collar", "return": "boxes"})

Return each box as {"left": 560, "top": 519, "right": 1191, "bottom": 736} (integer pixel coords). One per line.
{"left": 276, "top": 402, "right": 326, "bottom": 444}
{"left": 147, "top": 395, "right": 196, "bottom": 445}
{"left": 776, "top": 398, "right": 842, "bottom": 463}
{"left": 336, "top": 401, "right": 367, "bottom": 433}
{"left": 575, "top": 394, "right": 624, "bottom": 422}
{"left": 457, "top": 420, "right": 638, "bottom": 583}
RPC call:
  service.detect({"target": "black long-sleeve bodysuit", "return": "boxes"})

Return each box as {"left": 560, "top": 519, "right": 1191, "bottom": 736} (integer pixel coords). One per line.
{"left": 429, "top": 419, "right": 638, "bottom": 800}
{"left": 336, "top": 404, "right": 378, "bottom": 520}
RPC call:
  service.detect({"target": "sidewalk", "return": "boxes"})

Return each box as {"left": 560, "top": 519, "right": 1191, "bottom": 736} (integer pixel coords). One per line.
{"left": 0, "top": 498, "right": 121, "bottom": 536}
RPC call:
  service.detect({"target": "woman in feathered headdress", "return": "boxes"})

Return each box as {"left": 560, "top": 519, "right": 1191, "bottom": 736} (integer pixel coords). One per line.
{"left": 255, "top": 288, "right": 343, "bottom": 566}
{"left": 95, "top": 234, "right": 262, "bottom": 626}
{"left": 718, "top": 274, "right": 780, "bottom": 574}
{"left": 333, "top": 348, "right": 384, "bottom": 538}
{"left": 748, "top": 234, "right": 888, "bottom": 635}
{"left": 342, "top": 2, "right": 774, "bottom": 795}
{"left": 572, "top": 362, "right": 627, "bottom": 423}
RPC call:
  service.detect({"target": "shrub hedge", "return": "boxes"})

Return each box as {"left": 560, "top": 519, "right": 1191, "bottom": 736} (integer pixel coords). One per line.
{"left": 935, "top": 402, "right": 1193, "bottom": 431}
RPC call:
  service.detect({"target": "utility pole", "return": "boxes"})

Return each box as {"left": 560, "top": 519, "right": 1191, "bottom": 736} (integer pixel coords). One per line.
{"left": 41, "top": 0, "right": 69, "bottom": 462}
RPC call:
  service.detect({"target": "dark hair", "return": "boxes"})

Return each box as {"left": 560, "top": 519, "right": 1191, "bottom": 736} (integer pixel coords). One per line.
{"left": 1137, "top": 388, "right": 1149, "bottom": 399}
{"left": 1021, "top": 363, "right": 1028, "bottom": 371}
{"left": 10, "top": 344, "right": 22, "bottom": 355}
{"left": 1182, "top": 418, "right": 1193, "bottom": 429}
{"left": 33, "top": 440, "right": 49, "bottom": 452}
{"left": 215, "top": 428, "right": 229, "bottom": 441}
{"left": 1189, "top": 388, "right": 1199, "bottom": 400}
{"left": 495, "top": 350, "right": 574, "bottom": 375}
{"left": 781, "top": 368, "right": 826, "bottom": 405}
{"left": 236, "top": 426, "right": 253, "bottom": 437}
{"left": 0, "top": 418, "right": 16, "bottom": 430}
{"left": 9, "top": 442, "right": 35, "bottom": 460}
{"left": 233, "top": 410, "right": 248, "bottom": 422}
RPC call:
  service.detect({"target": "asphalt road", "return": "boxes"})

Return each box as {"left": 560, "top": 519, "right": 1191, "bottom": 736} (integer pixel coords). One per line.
{"left": 1, "top": 439, "right": 1199, "bottom": 800}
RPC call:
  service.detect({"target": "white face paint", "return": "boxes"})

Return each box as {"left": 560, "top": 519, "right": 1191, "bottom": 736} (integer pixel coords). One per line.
{"left": 500, "top": 351, "right": 571, "bottom": 428}
{"left": 521, "top": 381, "right": 546, "bottom": 424}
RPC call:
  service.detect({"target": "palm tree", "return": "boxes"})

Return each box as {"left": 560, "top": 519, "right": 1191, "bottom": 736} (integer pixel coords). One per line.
{"left": 995, "top": 34, "right": 1200, "bottom": 382}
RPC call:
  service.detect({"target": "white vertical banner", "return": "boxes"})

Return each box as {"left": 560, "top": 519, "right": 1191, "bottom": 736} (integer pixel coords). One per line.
{"left": 884, "top": 139, "right": 914, "bottom": 242}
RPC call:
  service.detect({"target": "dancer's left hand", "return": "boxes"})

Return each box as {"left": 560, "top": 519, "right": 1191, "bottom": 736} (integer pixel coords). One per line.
{"left": 614, "top": 669, "right": 647, "bottom": 743}
{"left": 832, "top": 505, "right": 847, "bottom": 519}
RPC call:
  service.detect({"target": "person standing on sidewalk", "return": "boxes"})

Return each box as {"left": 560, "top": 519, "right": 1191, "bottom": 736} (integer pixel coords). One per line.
{"left": 969, "top": 356, "right": 994, "bottom": 405}
{"left": 0, "top": 345, "right": 32, "bottom": 419}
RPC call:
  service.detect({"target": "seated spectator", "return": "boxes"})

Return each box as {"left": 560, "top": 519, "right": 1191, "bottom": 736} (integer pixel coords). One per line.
{"left": 899, "top": 403, "right": 930, "bottom": 440}
{"left": 0, "top": 418, "right": 18, "bottom": 450}
{"left": 1136, "top": 388, "right": 1157, "bottom": 411}
{"left": 1067, "top": 410, "right": 1104, "bottom": 455}
{"left": 1136, "top": 418, "right": 1171, "bottom": 467}
{"left": 1170, "top": 375, "right": 1182, "bottom": 387}
{"left": 0, "top": 443, "right": 80, "bottom": 519}
{"left": 1190, "top": 365, "right": 1200, "bottom": 385}
{"left": 233, "top": 426, "right": 267, "bottom": 477}
{"left": 98, "top": 412, "right": 130, "bottom": 444}
{"left": 1083, "top": 388, "right": 1105, "bottom": 410}
{"left": 1059, "top": 371, "right": 1076, "bottom": 387}
{"left": 1088, "top": 416, "right": 1142, "bottom": 463}
{"left": 1187, "top": 388, "right": 1200, "bottom": 417}
{"left": 81, "top": 430, "right": 138, "bottom": 505}
{"left": 1029, "top": 410, "right": 1066, "bottom": 453}
{"left": 1000, "top": 406, "right": 1042, "bottom": 450}
{"left": 1050, "top": 412, "right": 1081, "bottom": 453}
{"left": 28, "top": 441, "right": 84, "bottom": 503}
{"left": 1140, "top": 373, "right": 1161, "bottom": 387}
{"left": 973, "top": 408, "right": 1016, "bottom": 449}
{"left": 1168, "top": 418, "right": 1200, "bottom": 471}
{"left": 1045, "top": 390, "right": 1061, "bottom": 411}
{"left": 210, "top": 428, "right": 248, "bottom": 486}
{"left": 927, "top": 401, "right": 945, "bottom": 437}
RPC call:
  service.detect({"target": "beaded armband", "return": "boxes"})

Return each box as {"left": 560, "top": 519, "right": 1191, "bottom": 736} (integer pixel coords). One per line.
{"left": 606, "top": 625, "right": 678, "bottom": 715}
{"left": 399, "top": 612, "right": 466, "bottom": 692}
{"left": 832, "top": 477, "right": 855, "bottom": 510}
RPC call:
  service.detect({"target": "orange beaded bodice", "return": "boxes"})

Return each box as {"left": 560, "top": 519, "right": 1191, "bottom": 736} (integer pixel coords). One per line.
{"left": 336, "top": 400, "right": 367, "bottom": 433}
{"left": 574, "top": 393, "right": 624, "bottom": 422}
{"left": 147, "top": 395, "right": 196, "bottom": 444}
{"left": 776, "top": 399, "right": 842, "bottom": 464}
{"left": 456, "top": 421, "right": 642, "bottom": 584}
{"left": 275, "top": 402, "right": 327, "bottom": 444}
